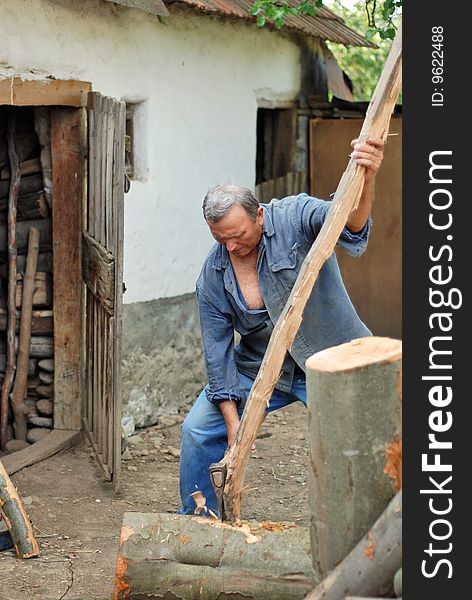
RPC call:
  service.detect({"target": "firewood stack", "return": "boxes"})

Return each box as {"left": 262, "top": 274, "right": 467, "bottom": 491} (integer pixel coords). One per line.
{"left": 0, "top": 107, "right": 54, "bottom": 453}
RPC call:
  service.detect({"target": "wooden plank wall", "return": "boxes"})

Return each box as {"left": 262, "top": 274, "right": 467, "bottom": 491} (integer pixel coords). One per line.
{"left": 257, "top": 108, "right": 297, "bottom": 185}
{"left": 255, "top": 171, "right": 307, "bottom": 203}
{"left": 271, "top": 109, "right": 297, "bottom": 180}
{"left": 83, "top": 93, "right": 125, "bottom": 487}
{"left": 309, "top": 116, "right": 402, "bottom": 339}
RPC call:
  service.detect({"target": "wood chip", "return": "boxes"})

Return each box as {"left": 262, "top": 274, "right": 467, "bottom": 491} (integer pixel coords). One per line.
{"left": 363, "top": 531, "right": 376, "bottom": 559}
{"left": 190, "top": 491, "right": 207, "bottom": 515}
{"left": 239, "top": 524, "right": 260, "bottom": 545}
{"left": 257, "top": 521, "right": 297, "bottom": 533}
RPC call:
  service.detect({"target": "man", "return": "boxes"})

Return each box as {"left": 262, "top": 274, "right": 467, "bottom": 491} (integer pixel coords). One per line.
{"left": 179, "top": 138, "right": 385, "bottom": 515}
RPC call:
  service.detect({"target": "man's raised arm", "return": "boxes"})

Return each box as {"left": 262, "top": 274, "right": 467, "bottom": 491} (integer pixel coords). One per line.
{"left": 346, "top": 136, "right": 385, "bottom": 233}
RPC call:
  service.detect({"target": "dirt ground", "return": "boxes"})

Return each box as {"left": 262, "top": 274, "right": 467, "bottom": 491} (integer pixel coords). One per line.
{"left": 0, "top": 400, "right": 310, "bottom": 600}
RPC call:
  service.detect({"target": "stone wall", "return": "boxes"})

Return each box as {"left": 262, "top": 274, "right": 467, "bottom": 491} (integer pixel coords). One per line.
{"left": 122, "top": 293, "right": 206, "bottom": 427}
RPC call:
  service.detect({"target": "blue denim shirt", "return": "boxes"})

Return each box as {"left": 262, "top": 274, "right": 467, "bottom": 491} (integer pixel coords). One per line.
{"left": 196, "top": 194, "right": 372, "bottom": 404}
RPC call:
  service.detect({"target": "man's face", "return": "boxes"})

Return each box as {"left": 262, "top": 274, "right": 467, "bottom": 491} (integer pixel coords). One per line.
{"left": 207, "top": 204, "right": 264, "bottom": 258}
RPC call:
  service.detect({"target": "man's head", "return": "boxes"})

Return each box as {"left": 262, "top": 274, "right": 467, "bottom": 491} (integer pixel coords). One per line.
{"left": 203, "top": 184, "right": 264, "bottom": 258}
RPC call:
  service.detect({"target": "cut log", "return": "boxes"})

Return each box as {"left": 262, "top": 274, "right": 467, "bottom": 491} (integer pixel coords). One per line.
{"left": 0, "top": 458, "right": 40, "bottom": 558}
{"left": 0, "top": 355, "right": 36, "bottom": 376}
{"left": 0, "top": 173, "right": 43, "bottom": 200}
{"left": 36, "top": 399, "right": 53, "bottom": 416}
{"left": 0, "top": 112, "right": 20, "bottom": 451}
{"left": 18, "top": 336, "right": 53, "bottom": 359}
{"left": 0, "top": 157, "right": 41, "bottom": 180}
{"left": 211, "top": 23, "right": 403, "bottom": 523}
{"left": 24, "top": 399, "right": 38, "bottom": 418}
{"left": 306, "top": 336, "right": 402, "bottom": 579}
{"left": 27, "top": 428, "right": 51, "bottom": 444}
{"left": 27, "top": 415, "right": 53, "bottom": 428}
{"left": 0, "top": 252, "right": 53, "bottom": 277}
{"left": 16, "top": 271, "right": 53, "bottom": 308}
{"left": 0, "top": 336, "right": 53, "bottom": 358}
{"left": 113, "top": 512, "right": 317, "bottom": 600}
{"left": 27, "top": 376, "right": 41, "bottom": 390}
{"left": 5, "top": 439, "right": 30, "bottom": 452}
{"left": 38, "top": 370, "right": 53, "bottom": 385}
{"left": 305, "top": 492, "right": 401, "bottom": 600}
{"left": 11, "top": 227, "right": 40, "bottom": 441}
{"left": 0, "top": 218, "right": 52, "bottom": 255}
{"left": 0, "top": 308, "right": 54, "bottom": 335}
{"left": 38, "top": 358, "right": 54, "bottom": 372}
{"left": 0, "top": 190, "right": 49, "bottom": 222}
{"left": 37, "top": 384, "right": 53, "bottom": 398}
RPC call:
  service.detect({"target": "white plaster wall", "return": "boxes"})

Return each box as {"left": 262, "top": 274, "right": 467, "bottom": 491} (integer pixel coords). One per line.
{"left": 0, "top": 0, "right": 302, "bottom": 302}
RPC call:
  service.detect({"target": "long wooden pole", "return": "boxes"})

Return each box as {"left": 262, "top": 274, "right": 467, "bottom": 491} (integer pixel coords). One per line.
{"left": 11, "top": 227, "right": 40, "bottom": 441}
{"left": 0, "top": 111, "right": 20, "bottom": 450}
{"left": 213, "top": 22, "right": 403, "bottom": 524}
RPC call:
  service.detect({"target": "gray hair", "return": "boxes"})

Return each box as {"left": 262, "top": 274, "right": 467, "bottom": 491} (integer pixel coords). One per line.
{"left": 203, "top": 184, "right": 259, "bottom": 223}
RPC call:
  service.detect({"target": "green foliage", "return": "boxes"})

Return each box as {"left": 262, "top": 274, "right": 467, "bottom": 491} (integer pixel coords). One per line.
{"left": 249, "top": 0, "right": 323, "bottom": 29}
{"left": 249, "top": 0, "right": 401, "bottom": 39}
{"left": 364, "top": 0, "right": 401, "bottom": 39}
{"left": 248, "top": 0, "right": 401, "bottom": 100}
{"left": 325, "top": 0, "right": 398, "bottom": 100}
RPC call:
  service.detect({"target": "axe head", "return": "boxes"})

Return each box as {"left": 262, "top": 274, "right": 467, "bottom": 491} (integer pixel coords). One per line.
{"left": 209, "top": 462, "right": 227, "bottom": 521}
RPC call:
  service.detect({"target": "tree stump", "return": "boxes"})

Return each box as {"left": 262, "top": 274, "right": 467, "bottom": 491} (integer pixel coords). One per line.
{"left": 306, "top": 336, "right": 402, "bottom": 579}
{"left": 113, "top": 513, "right": 317, "bottom": 600}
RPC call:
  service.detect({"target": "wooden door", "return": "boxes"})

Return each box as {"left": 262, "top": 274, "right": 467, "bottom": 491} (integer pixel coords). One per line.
{"left": 309, "top": 117, "right": 402, "bottom": 339}
{"left": 82, "top": 92, "right": 126, "bottom": 489}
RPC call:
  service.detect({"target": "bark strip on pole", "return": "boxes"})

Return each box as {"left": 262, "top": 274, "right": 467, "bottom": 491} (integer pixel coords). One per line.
{"left": 306, "top": 336, "right": 402, "bottom": 579}
{"left": 0, "top": 457, "right": 39, "bottom": 558}
{"left": 215, "top": 22, "right": 403, "bottom": 524}
{"left": 0, "top": 111, "right": 20, "bottom": 450}
{"left": 11, "top": 227, "right": 40, "bottom": 441}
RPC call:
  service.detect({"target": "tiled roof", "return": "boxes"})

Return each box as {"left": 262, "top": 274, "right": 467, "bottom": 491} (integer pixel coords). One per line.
{"left": 165, "top": 1, "right": 375, "bottom": 47}
{"left": 104, "top": 0, "right": 169, "bottom": 17}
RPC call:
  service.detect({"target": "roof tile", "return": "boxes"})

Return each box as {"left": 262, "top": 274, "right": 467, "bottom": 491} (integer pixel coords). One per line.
{"left": 165, "top": 1, "right": 375, "bottom": 47}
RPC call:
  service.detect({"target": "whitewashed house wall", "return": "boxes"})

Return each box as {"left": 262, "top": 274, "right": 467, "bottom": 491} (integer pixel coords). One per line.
{"left": 0, "top": 0, "right": 332, "bottom": 421}
{"left": 1, "top": 0, "right": 301, "bottom": 303}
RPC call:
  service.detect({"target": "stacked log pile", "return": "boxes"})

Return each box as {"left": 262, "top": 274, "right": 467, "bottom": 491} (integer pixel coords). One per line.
{"left": 0, "top": 107, "right": 54, "bottom": 452}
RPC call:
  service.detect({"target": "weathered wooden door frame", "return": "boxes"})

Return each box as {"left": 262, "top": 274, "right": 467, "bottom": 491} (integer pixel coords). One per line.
{"left": 82, "top": 92, "right": 125, "bottom": 489}
{"left": 0, "top": 77, "right": 91, "bottom": 474}
{"left": 0, "top": 79, "right": 90, "bottom": 474}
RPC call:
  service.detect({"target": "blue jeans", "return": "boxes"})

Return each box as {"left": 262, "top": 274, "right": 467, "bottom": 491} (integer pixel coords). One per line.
{"left": 179, "top": 371, "right": 307, "bottom": 514}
